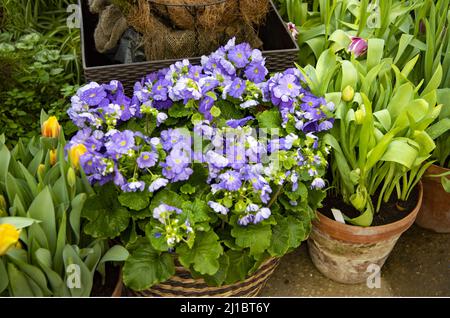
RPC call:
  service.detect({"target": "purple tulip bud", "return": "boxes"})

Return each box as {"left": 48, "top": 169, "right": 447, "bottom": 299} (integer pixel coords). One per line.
{"left": 348, "top": 36, "right": 368, "bottom": 58}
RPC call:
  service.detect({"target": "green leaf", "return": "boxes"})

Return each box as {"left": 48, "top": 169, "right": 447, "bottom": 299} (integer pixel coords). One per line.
{"left": 181, "top": 198, "right": 211, "bottom": 224}
{"left": 0, "top": 141, "right": 11, "bottom": 184}
{"left": 27, "top": 187, "right": 56, "bottom": 254}
{"left": 224, "top": 250, "right": 254, "bottom": 284}
{"left": 7, "top": 263, "right": 35, "bottom": 296}
{"left": 177, "top": 231, "right": 223, "bottom": 276}
{"left": 180, "top": 184, "right": 196, "bottom": 195}
{"left": 210, "top": 106, "right": 221, "bottom": 118}
{"left": 231, "top": 223, "right": 272, "bottom": 257}
{"left": 149, "top": 189, "right": 182, "bottom": 211}
{"left": 69, "top": 193, "right": 87, "bottom": 245}
{"left": 0, "top": 217, "right": 39, "bottom": 229}
{"left": 168, "top": 103, "right": 193, "bottom": 118}
{"left": 147, "top": 225, "right": 169, "bottom": 252}
{"left": 367, "top": 39, "right": 385, "bottom": 71}
{"left": 82, "top": 186, "right": 130, "bottom": 239}
{"left": 63, "top": 245, "right": 93, "bottom": 297}
{"left": 0, "top": 259, "right": 8, "bottom": 293}
{"left": 99, "top": 245, "right": 130, "bottom": 264}
{"left": 83, "top": 204, "right": 129, "bottom": 239}
{"left": 256, "top": 109, "right": 282, "bottom": 130}
{"left": 268, "top": 217, "right": 290, "bottom": 257}
{"left": 118, "top": 191, "right": 150, "bottom": 211}
{"left": 6, "top": 250, "right": 52, "bottom": 296}
{"left": 381, "top": 138, "right": 419, "bottom": 169}
{"left": 123, "top": 239, "right": 174, "bottom": 291}
{"left": 35, "top": 248, "right": 69, "bottom": 296}
{"left": 202, "top": 253, "right": 230, "bottom": 287}
{"left": 286, "top": 215, "right": 307, "bottom": 249}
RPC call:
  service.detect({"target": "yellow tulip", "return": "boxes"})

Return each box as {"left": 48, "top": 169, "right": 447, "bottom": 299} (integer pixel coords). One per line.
{"left": 41, "top": 116, "right": 61, "bottom": 138}
{"left": 69, "top": 144, "right": 87, "bottom": 169}
{"left": 342, "top": 85, "right": 355, "bottom": 102}
{"left": 0, "top": 224, "right": 20, "bottom": 256}
{"left": 50, "top": 149, "right": 57, "bottom": 166}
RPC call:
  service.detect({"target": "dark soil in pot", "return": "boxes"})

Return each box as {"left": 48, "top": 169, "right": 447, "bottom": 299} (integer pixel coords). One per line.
{"left": 91, "top": 264, "right": 122, "bottom": 297}
{"left": 319, "top": 185, "right": 420, "bottom": 226}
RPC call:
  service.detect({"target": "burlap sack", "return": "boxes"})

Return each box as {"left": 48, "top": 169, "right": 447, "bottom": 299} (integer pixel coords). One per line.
{"left": 94, "top": 5, "right": 129, "bottom": 53}
{"left": 89, "top": 0, "right": 110, "bottom": 14}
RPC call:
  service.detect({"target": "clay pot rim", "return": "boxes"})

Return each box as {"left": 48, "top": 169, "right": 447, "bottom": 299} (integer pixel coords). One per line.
{"left": 313, "top": 182, "right": 423, "bottom": 244}
{"left": 425, "top": 164, "right": 450, "bottom": 181}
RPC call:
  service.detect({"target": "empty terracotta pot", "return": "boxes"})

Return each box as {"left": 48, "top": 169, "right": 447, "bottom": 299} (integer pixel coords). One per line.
{"left": 416, "top": 164, "right": 450, "bottom": 233}
{"left": 308, "top": 182, "right": 423, "bottom": 284}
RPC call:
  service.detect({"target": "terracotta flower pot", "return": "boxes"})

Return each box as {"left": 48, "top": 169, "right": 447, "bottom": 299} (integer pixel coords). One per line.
{"left": 307, "top": 182, "right": 423, "bottom": 284}
{"left": 415, "top": 164, "right": 450, "bottom": 233}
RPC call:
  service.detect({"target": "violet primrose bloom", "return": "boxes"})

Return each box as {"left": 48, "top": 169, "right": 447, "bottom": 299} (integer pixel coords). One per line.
{"left": 121, "top": 181, "right": 145, "bottom": 192}
{"left": 228, "top": 43, "right": 252, "bottom": 68}
{"left": 149, "top": 178, "right": 169, "bottom": 192}
{"left": 208, "top": 201, "right": 229, "bottom": 215}
{"left": 81, "top": 85, "right": 107, "bottom": 106}
{"left": 137, "top": 151, "right": 158, "bottom": 169}
{"left": 105, "top": 130, "right": 135, "bottom": 155}
{"left": 226, "top": 116, "right": 254, "bottom": 128}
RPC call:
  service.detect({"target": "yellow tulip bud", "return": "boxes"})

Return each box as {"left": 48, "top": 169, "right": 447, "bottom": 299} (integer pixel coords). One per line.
{"left": 69, "top": 144, "right": 87, "bottom": 169}
{"left": 37, "top": 164, "right": 46, "bottom": 178}
{"left": 41, "top": 116, "right": 61, "bottom": 138}
{"left": 355, "top": 107, "right": 366, "bottom": 125}
{"left": 342, "top": 85, "right": 355, "bottom": 102}
{"left": 67, "top": 167, "right": 76, "bottom": 188}
{"left": 0, "top": 224, "right": 20, "bottom": 256}
{"left": 50, "top": 149, "right": 57, "bottom": 166}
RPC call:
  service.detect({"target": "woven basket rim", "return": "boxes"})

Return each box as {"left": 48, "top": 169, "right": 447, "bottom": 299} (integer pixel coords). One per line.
{"left": 125, "top": 257, "right": 280, "bottom": 297}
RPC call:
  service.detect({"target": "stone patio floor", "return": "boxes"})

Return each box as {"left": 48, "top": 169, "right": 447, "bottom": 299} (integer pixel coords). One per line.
{"left": 260, "top": 225, "right": 450, "bottom": 297}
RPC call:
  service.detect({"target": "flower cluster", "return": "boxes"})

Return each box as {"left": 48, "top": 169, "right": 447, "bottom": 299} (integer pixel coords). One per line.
{"left": 195, "top": 124, "right": 273, "bottom": 226}
{"left": 68, "top": 39, "right": 334, "bottom": 231}
{"left": 68, "top": 81, "right": 142, "bottom": 130}
{"left": 262, "top": 68, "right": 335, "bottom": 132}
{"left": 152, "top": 204, "right": 193, "bottom": 248}
{"left": 133, "top": 38, "right": 268, "bottom": 122}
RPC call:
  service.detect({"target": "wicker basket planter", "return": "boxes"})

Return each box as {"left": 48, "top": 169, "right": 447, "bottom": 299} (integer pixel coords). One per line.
{"left": 119, "top": 257, "right": 279, "bottom": 297}
{"left": 79, "top": 0, "right": 299, "bottom": 91}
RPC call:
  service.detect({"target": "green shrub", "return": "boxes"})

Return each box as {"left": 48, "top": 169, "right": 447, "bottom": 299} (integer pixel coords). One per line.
{"left": 0, "top": 32, "right": 78, "bottom": 144}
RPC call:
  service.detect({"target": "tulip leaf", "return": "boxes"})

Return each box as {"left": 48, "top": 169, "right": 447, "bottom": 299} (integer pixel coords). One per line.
{"left": 7, "top": 263, "right": 36, "bottom": 296}
{"left": 367, "top": 39, "right": 385, "bottom": 71}
{"left": 27, "top": 187, "right": 56, "bottom": 254}
{"left": 0, "top": 216, "right": 39, "bottom": 229}
{"left": 0, "top": 259, "right": 8, "bottom": 293}
{"left": 63, "top": 244, "right": 94, "bottom": 297}
{"left": 381, "top": 138, "right": 419, "bottom": 169}
{"left": 69, "top": 193, "right": 87, "bottom": 245}
{"left": 387, "top": 83, "right": 414, "bottom": 120}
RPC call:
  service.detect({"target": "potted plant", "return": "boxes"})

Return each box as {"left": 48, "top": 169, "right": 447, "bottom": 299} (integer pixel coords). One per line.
{"left": 67, "top": 38, "right": 334, "bottom": 296}
{"left": 416, "top": 93, "right": 450, "bottom": 232}
{"left": 0, "top": 115, "right": 128, "bottom": 296}
{"left": 300, "top": 44, "right": 442, "bottom": 284}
